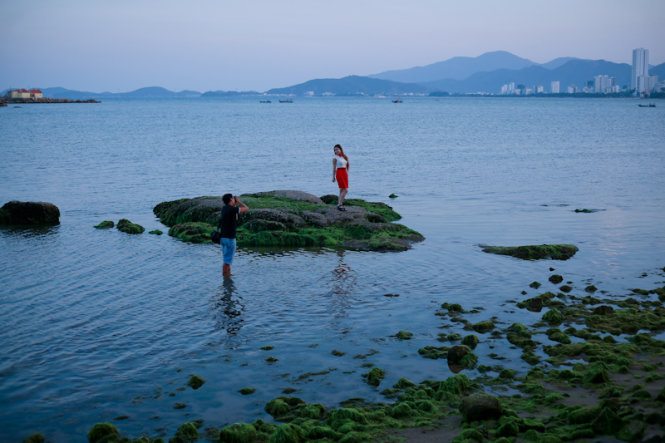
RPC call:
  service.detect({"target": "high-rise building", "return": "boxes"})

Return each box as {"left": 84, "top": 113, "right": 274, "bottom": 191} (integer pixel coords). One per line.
{"left": 551, "top": 81, "right": 560, "bottom": 94}
{"left": 632, "top": 48, "right": 649, "bottom": 94}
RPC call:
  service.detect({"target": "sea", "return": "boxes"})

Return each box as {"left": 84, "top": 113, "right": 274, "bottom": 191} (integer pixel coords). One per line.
{"left": 1, "top": 96, "right": 664, "bottom": 441}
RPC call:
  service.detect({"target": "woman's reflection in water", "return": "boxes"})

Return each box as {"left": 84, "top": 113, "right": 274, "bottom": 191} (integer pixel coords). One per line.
{"left": 330, "top": 250, "right": 356, "bottom": 318}
{"left": 213, "top": 277, "right": 245, "bottom": 336}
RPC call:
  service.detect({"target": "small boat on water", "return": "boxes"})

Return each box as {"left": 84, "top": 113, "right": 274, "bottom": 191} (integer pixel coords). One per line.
{"left": 637, "top": 103, "right": 656, "bottom": 107}
{"left": 260, "top": 100, "right": 272, "bottom": 103}
{"left": 392, "top": 98, "right": 402, "bottom": 103}
{"left": 279, "top": 99, "right": 293, "bottom": 103}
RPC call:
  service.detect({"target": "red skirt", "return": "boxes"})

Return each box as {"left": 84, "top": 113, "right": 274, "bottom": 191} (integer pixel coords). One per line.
{"left": 336, "top": 168, "right": 348, "bottom": 189}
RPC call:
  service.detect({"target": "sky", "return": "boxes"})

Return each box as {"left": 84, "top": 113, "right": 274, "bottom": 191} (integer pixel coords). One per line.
{"left": 1, "top": 0, "right": 664, "bottom": 93}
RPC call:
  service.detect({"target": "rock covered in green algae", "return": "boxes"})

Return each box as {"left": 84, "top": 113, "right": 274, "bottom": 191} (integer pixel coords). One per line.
{"left": 187, "top": 375, "right": 205, "bottom": 389}
{"left": 219, "top": 423, "right": 257, "bottom": 443}
{"left": 94, "top": 220, "right": 114, "bottom": 229}
{"left": 482, "top": 244, "right": 578, "bottom": 260}
{"left": 24, "top": 434, "right": 45, "bottom": 443}
{"left": 363, "top": 367, "right": 386, "bottom": 386}
{"left": 153, "top": 191, "right": 424, "bottom": 251}
{"left": 460, "top": 394, "right": 503, "bottom": 421}
{"left": 395, "top": 330, "right": 413, "bottom": 340}
{"left": 447, "top": 345, "right": 478, "bottom": 370}
{"left": 87, "top": 422, "right": 119, "bottom": 443}
{"left": 117, "top": 218, "right": 144, "bottom": 234}
{"left": 174, "top": 422, "right": 199, "bottom": 441}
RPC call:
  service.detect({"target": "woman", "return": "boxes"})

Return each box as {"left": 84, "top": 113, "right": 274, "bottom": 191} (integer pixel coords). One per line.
{"left": 332, "top": 144, "right": 350, "bottom": 211}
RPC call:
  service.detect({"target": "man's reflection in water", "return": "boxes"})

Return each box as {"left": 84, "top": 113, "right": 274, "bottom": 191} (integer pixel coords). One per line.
{"left": 330, "top": 250, "right": 356, "bottom": 318}
{"left": 212, "top": 277, "right": 245, "bottom": 336}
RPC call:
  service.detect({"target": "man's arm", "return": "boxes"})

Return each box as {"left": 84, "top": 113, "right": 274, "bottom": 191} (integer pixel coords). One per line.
{"left": 236, "top": 197, "right": 249, "bottom": 214}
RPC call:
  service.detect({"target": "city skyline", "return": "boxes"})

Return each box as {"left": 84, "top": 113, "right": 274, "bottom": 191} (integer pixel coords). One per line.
{"left": 1, "top": 0, "right": 664, "bottom": 92}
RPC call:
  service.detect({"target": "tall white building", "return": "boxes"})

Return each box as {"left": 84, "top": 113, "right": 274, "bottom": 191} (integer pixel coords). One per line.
{"left": 632, "top": 48, "right": 650, "bottom": 94}
{"left": 551, "top": 81, "right": 560, "bottom": 94}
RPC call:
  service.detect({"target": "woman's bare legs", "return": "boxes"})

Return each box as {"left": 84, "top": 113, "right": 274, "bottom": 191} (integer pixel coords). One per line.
{"left": 338, "top": 188, "right": 348, "bottom": 207}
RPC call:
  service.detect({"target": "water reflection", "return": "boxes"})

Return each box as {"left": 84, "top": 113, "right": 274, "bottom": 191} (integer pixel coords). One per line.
{"left": 329, "top": 251, "right": 356, "bottom": 318}
{"left": 212, "top": 277, "right": 245, "bottom": 336}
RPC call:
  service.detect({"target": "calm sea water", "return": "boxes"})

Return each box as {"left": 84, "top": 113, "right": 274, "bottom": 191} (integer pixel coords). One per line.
{"left": 1, "top": 97, "right": 665, "bottom": 441}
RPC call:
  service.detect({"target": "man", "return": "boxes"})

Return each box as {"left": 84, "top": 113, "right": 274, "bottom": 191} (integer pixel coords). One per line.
{"left": 219, "top": 193, "right": 248, "bottom": 277}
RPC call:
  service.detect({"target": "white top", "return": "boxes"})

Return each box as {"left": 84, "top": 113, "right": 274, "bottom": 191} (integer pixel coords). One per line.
{"left": 334, "top": 155, "right": 347, "bottom": 169}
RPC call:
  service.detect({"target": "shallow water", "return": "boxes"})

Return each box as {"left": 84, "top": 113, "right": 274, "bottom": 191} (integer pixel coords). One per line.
{"left": 1, "top": 97, "right": 665, "bottom": 440}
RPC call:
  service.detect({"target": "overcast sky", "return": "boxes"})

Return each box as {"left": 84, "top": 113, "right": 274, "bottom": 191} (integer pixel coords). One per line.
{"left": 1, "top": 0, "right": 664, "bottom": 92}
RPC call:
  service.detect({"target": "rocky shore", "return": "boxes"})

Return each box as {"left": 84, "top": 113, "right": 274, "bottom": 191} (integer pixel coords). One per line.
{"left": 25, "top": 267, "right": 664, "bottom": 442}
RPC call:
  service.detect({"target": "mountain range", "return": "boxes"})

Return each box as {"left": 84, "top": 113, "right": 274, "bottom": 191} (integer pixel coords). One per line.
{"left": 4, "top": 51, "right": 664, "bottom": 98}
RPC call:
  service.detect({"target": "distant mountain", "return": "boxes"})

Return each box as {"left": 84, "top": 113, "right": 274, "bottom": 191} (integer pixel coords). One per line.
{"left": 539, "top": 57, "right": 581, "bottom": 70}
{"left": 266, "top": 75, "right": 431, "bottom": 96}
{"left": 36, "top": 86, "right": 201, "bottom": 99}
{"left": 650, "top": 62, "right": 665, "bottom": 79}
{"left": 423, "top": 59, "right": 632, "bottom": 94}
{"left": 371, "top": 51, "right": 536, "bottom": 83}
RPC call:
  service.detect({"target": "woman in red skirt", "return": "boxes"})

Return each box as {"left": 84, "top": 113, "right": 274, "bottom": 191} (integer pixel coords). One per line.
{"left": 332, "top": 144, "right": 349, "bottom": 211}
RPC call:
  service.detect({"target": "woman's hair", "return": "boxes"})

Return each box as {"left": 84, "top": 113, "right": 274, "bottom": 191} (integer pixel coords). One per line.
{"left": 334, "top": 144, "right": 349, "bottom": 166}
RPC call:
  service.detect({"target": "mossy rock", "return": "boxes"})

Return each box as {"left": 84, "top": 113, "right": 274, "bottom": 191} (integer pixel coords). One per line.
{"left": 149, "top": 229, "right": 163, "bottom": 235}
{"left": 482, "top": 244, "right": 578, "bottom": 260}
{"left": 239, "top": 387, "right": 256, "bottom": 395}
{"left": 24, "top": 435, "right": 45, "bottom": 443}
{"left": 219, "top": 423, "right": 257, "bottom": 443}
{"left": 268, "top": 423, "right": 305, "bottom": 443}
{"left": 153, "top": 192, "right": 424, "bottom": 251}
{"left": 94, "top": 220, "right": 114, "bottom": 229}
{"left": 460, "top": 394, "right": 503, "bottom": 422}
{"left": 265, "top": 396, "right": 306, "bottom": 420}
{"left": 117, "top": 218, "right": 144, "bottom": 234}
{"left": 418, "top": 346, "right": 448, "bottom": 359}
{"left": 88, "top": 422, "right": 119, "bottom": 443}
{"left": 363, "top": 367, "right": 386, "bottom": 386}
{"left": 471, "top": 320, "right": 494, "bottom": 333}
{"left": 461, "top": 335, "right": 479, "bottom": 349}
{"left": 187, "top": 375, "right": 205, "bottom": 390}
{"left": 395, "top": 330, "right": 413, "bottom": 340}
{"left": 543, "top": 308, "right": 564, "bottom": 326}
{"left": 549, "top": 274, "right": 564, "bottom": 284}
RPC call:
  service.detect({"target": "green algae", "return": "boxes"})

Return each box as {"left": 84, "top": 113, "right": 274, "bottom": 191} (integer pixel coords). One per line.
{"left": 482, "top": 244, "right": 578, "bottom": 261}
{"left": 471, "top": 320, "right": 494, "bottom": 333}
{"left": 24, "top": 434, "right": 45, "bottom": 443}
{"left": 117, "top": 219, "right": 144, "bottom": 234}
{"left": 395, "top": 330, "right": 413, "bottom": 340}
{"left": 418, "top": 346, "right": 448, "bottom": 359}
{"left": 148, "top": 229, "right": 163, "bottom": 235}
{"left": 239, "top": 387, "right": 256, "bottom": 395}
{"left": 187, "top": 375, "right": 205, "bottom": 390}
{"left": 529, "top": 281, "right": 542, "bottom": 289}
{"left": 219, "top": 422, "right": 257, "bottom": 443}
{"left": 388, "top": 193, "right": 398, "bottom": 199}
{"left": 261, "top": 345, "right": 274, "bottom": 351}
{"left": 363, "top": 367, "right": 386, "bottom": 387}
{"left": 94, "top": 220, "right": 114, "bottom": 229}
{"left": 332, "top": 349, "right": 346, "bottom": 356}
{"left": 461, "top": 335, "right": 479, "bottom": 349}
{"left": 87, "top": 423, "right": 119, "bottom": 443}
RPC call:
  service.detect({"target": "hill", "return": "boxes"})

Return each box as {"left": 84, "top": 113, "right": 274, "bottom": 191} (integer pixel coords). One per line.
{"left": 266, "top": 75, "right": 431, "bottom": 96}
{"left": 371, "top": 51, "right": 536, "bottom": 83}
{"left": 424, "top": 59, "right": 632, "bottom": 94}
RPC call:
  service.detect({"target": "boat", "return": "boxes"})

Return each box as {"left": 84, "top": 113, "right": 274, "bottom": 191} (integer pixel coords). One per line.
{"left": 279, "top": 99, "right": 293, "bottom": 103}
{"left": 637, "top": 103, "right": 656, "bottom": 107}
{"left": 392, "top": 98, "right": 402, "bottom": 103}
{"left": 260, "top": 100, "right": 272, "bottom": 103}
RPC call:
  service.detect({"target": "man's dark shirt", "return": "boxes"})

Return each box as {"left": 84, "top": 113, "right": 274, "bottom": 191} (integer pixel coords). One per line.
{"left": 220, "top": 205, "right": 240, "bottom": 239}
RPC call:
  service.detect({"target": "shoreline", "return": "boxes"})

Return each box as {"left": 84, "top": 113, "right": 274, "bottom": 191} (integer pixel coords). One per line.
{"left": 22, "top": 267, "right": 665, "bottom": 442}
